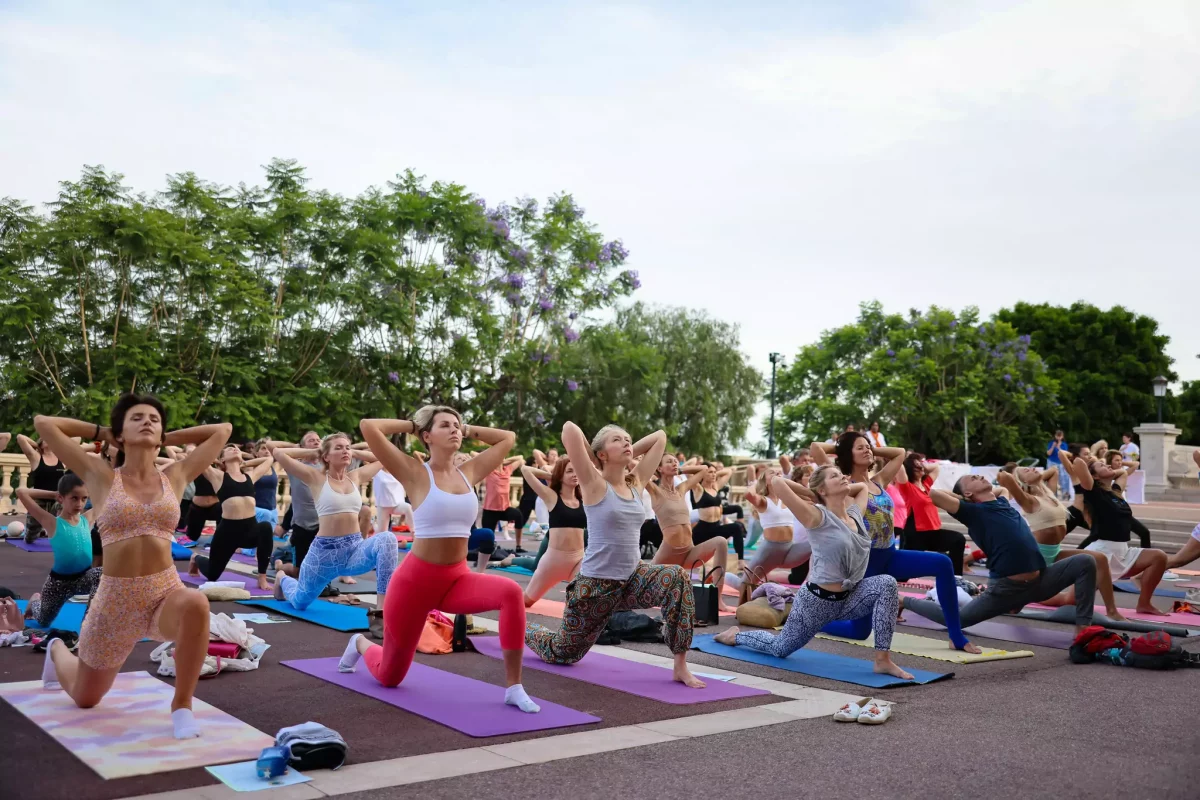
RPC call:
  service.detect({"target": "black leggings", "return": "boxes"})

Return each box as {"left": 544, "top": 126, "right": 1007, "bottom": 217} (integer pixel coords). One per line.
{"left": 290, "top": 524, "right": 320, "bottom": 569}
{"left": 195, "top": 516, "right": 273, "bottom": 580}
{"left": 482, "top": 507, "right": 525, "bottom": 533}
{"left": 721, "top": 503, "right": 743, "bottom": 520}
{"left": 693, "top": 519, "right": 746, "bottom": 559}
{"left": 1076, "top": 515, "right": 1151, "bottom": 550}
{"left": 177, "top": 498, "right": 191, "bottom": 532}
{"left": 639, "top": 519, "right": 663, "bottom": 549}
{"left": 905, "top": 527, "right": 966, "bottom": 575}
{"left": 185, "top": 501, "right": 221, "bottom": 543}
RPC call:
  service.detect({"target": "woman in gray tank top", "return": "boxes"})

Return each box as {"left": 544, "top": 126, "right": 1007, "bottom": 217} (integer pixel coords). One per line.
{"left": 525, "top": 422, "right": 706, "bottom": 689}
{"left": 715, "top": 465, "right": 914, "bottom": 682}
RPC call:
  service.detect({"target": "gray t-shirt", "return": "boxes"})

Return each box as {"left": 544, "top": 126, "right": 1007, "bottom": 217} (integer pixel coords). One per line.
{"left": 579, "top": 484, "right": 645, "bottom": 581}
{"left": 806, "top": 504, "right": 871, "bottom": 589}
{"left": 290, "top": 472, "right": 320, "bottom": 529}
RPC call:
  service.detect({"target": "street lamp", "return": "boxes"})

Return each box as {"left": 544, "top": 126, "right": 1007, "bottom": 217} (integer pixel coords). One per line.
{"left": 768, "top": 352, "right": 782, "bottom": 458}
{"left": 1152, "top": 375, "right": 1168, "bottom": 423}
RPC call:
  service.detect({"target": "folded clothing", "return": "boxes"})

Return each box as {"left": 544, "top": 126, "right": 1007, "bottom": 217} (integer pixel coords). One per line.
{"left": 276, "top": 721, "right": 347, "bottom": 771}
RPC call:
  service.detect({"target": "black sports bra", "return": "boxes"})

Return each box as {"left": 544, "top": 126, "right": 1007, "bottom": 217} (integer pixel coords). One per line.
{"left": 194, "top": 474, "right": 217, "bottom": 497}
{"left": 548, "top": 495, "right": 587, "bottom": 529}
{"left": 694, "top": 489, "right": 722, "bottom": 510}
{"left": 217, "top": 473, "right": 255, "bottom": 502}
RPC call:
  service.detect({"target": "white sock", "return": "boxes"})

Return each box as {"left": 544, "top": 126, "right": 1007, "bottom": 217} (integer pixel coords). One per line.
{"left": 338, "top": 634, "right": 363, "bottom": 673}
{"left": 172, "top": 707, "right": 200, "bottom": 739}
{"left": 504, "top": 684, "right": 540, "bottom": 714}
{"left": 42, "top": 639, "right": 61, "bottom": 690}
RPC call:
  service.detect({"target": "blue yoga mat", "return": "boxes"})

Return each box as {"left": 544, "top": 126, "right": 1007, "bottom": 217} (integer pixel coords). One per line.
{"left": 494, "top": 565, "right": 534, "bottom": 576}
{"left": 16, "top": 600, "right": 86, "bottom": 632}
{"left": 690, "top": 634, "right": 952, "bottom": 688}
{"left": 236, "top": 598, "right": 368, "bottom": 631}
{"left": 1114, "top": 580, "right": 1187, "bottom": 599}
{"left": 171, "top": 541, "right": 193, "bottom": 561}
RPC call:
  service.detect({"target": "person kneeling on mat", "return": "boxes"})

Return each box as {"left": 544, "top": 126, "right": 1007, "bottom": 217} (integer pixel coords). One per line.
{"left": 715, "top": 468, "right": 913, "bottom": 681}
{"left": 902, "top": 475, "right": 1097, "bottom": 636}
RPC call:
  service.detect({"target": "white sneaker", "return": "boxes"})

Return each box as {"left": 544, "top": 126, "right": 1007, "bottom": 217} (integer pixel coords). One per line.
{"left": 833, "top": 701, "right": 864, "bottom": 722}
{"left": 857, "top": 702, "right": 892, "bottom": 725}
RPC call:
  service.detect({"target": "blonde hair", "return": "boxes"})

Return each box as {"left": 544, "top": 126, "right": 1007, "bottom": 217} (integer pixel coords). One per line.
{"left": 319, "top": 432, "right": 352, "bottom": 472}
{"left": 412, "top": 405, "right": 462, "bottom": 448}
{"left": 590, "top": 425, "right": 627, "bottom": 464}
{"left": 791, "top": 464, "right": 814, "bottom": 483}
{"left": 808, "top": 465, "right": 839, "bottom": 505}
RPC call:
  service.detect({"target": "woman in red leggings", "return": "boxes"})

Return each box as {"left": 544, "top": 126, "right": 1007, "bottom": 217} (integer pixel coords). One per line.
{"left": 339, "top": 407, "right": 539, "bottom": 713}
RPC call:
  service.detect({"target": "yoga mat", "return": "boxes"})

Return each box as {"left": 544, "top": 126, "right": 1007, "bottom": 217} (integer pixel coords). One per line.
{"left": 1023, "top": 601, "right": 1200, "bottom": 628}
{"left": 1015, "top": 606, "right": 1194, "bottom": 635}
{"left": 229, "top": 552, "right": 259, "bottom": 567}
{"left": 494, "top": 565, "right": 535, "bottom": 576}
{"left": 0, "top": 671, "right": 274, "bottom": 779}
{"left": 7, "top": 538, "right": 52, "bottom": 552}
{"left": 170, "top": 541, "right": 193, "bottom": 561}
{"left": 332, "top": 576, "right": 378, "bottom": 594}
{"left": 282, "top": 656, "right": 599, "bottom": 736}
{"left": 206, "top": 760, "right": 312, "bottom": 792}
{"left": 900, "top": 613, "right": 1074, "bottom": 650}
{"left": 1114, "top": 579, "right": 1188, "bottom": 599}
{"left": 236, "top": 599, "right": 368, "bottom": 631}
{"left": 1172, "top": 568, "right": 1200, "bottom": 577}
{"left": 690, "top": 634, "right": 952, "bottom": 688}
{"left": 817, "top": 630, "right": 1034, "bottom": 663}
{"left": 471, "top": 636, "right": 771, "bottom": 703}
{"left": 178, "top": 571, "right": 273, "bottom": 597}
{"left": 526, "top": 598, "right": 566, "bottom": 619}
{"left": 16, "top": 599, "right": 86, "bottom": 632}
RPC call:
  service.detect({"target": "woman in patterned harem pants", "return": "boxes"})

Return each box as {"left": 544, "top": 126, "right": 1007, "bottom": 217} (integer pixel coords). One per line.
{"left": 526, "top": 563, "right": 694, "bottom": 664}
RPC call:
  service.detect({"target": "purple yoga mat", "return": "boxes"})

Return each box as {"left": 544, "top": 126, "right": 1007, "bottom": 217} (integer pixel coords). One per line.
{"left": 228, "top": 552, "right": 258, "bottom": 567}
{"left": 6, "top": 538, "right": 52, "bottom": 552}
{"left": 281, "top": 657, "right": 599, "bottom": 736}
{"left": 178, "top": 570, "right": 273, "bottom": 597}
{"left": 902, "top": 614, "right": 1073, "bottom": 650}
{"left": 471, "top": 636, "right": 770, "bottom": 704}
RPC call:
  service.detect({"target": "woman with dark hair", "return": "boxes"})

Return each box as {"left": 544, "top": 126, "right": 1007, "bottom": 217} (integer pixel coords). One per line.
{"left": 648, "top": 454, "right": 732, "bottom": 611}
{"left": 517, "top": 458, "right": 587, "bottom": 606}
{"left": 896, "top": 453, "right": 966, "bottom": 575}
{"left": 691, "top": 463, "right": 746, "bottom": 567}
{"left": 186, "top": 447, "right": 277, "bottom": 591}
{"left": 16, "top": 433, "right": 67, "bottom": 543}
{"left": 35, "top": 394, "right": 230, "bottom": 738}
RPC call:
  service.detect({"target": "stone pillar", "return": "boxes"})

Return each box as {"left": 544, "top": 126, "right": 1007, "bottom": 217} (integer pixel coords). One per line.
{"left": 1133, "top": 422, "right": 1182, "bottom": 492}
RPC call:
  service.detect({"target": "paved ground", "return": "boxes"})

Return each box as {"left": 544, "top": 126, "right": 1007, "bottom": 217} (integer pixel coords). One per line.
{"left": 1, "top": 535, "right": 1198, "bottom": 800}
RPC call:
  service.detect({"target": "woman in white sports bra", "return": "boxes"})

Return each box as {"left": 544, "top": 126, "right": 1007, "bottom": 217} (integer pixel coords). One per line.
{"left": 341, "top": 406, "right": 540, "bottom": 714}
{"left": 269, "top": 434, "right": 396, "bottom": 611}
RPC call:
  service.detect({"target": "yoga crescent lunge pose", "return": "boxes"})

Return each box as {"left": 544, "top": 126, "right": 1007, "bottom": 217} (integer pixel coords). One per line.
{"left": 715, "top": 468, "right": 914, "bottom": 681}
{"left": 16, "top": 433, "right": 67, "bottom": 543}
{"left": 902, "top": 475, "right": 1098, "bottom": 635}
{"left": 186, "top": 448, "right": 277, "bottom": 591}
{"left": 813, "top": 435, "right": 976, "bottom": 653}
{"left": 691, "top": 463, "right": 745, "bottom": 569}
{"left": 34, "top": 395, "right": 229, "bottom": 738}
{"left": 526, "top": 423, "right": 705, "bottom": 688}
{"left": 740, "top": 464, "right": 810, "bottom": 602}
{"left": 518, "top": 458, "right": 587, "bottom": 606}
{"left": 343, "top": 408, "right": 539, "bottom": 713}
{"left": 1072, "top": 455, "right": 1168, "bottom": 615}
{"left": 997, "top": 467, "right": 1125, "bottom": 620}
{"left": 648, "top": 454, "right": 733, "bottom": 612}
{"left": 268, "top": 435, "right": 395, "bottom": 608}
{"left": 896, "top": 454, "right": 967, "bottom": 575}
{"left": 18, "top": 477, "right": 103, "bottom": 627}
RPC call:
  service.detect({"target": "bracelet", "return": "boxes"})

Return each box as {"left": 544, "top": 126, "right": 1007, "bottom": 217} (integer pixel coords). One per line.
{"left": 94, "top": 423, "right": 101, "bottom": 441}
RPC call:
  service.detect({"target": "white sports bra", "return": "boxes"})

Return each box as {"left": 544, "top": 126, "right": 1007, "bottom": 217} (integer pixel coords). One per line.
{"left": 412, "top": 463, "right": 477, "bottom": 539}
{"left": 314, "top": 478, "right": 363, "bottom": 517}
{"left": 759, "top": 497, "right": 795, "bottom": 529}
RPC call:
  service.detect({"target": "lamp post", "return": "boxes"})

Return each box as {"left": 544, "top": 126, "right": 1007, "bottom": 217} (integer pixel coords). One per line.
{"left": 768, "top": 352, "right": 782, "bottom": 458}
{"left": 1153, "top": 375, "right": 1168, "bottom": 423}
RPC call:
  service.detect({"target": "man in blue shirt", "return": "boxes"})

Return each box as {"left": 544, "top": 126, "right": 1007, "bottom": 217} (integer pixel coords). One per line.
{"left": 1046, "top": 429, "right": 1070, "bottom": 500}
{"left": 901, "top": 474, "right": 1097, "bottom": 636}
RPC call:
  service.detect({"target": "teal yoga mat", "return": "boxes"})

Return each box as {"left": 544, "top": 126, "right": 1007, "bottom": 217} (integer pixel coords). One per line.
{"left": 1114, "top": 580, "right": 1187, "bottom": 599}
{"left": 236, "top": 599, "right": 368, "bottom": 631}
{"left": 690, "top": 634, "right": 952, "bottom": 688}
{"left": 493, "top": 565, "right": 534, "bottom": 576}
{"left": 16, "top": 600, "right": 86, "bottom": 632}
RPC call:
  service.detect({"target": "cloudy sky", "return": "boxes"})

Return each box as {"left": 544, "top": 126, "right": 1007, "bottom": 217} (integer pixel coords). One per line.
{"left": 2, "top": 0, "right": 1197, "bottom": 444}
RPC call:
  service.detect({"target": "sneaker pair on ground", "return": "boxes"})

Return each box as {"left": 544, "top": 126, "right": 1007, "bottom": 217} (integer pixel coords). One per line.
{"left": 833, "top": 699, "right": 891, "bottom": 724}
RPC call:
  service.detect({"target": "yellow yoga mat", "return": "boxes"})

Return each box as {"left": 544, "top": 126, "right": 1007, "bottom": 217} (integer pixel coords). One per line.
{"left": 817, "top": 631, "right": 1034, "bottom": 663}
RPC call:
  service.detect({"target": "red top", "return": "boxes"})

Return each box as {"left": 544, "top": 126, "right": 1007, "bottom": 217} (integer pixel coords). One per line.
{"left": 483, "top": 462, "right": 516, "bottom": 512}
{"left": 897, "top": 475, "right": 940, "bottom": 532}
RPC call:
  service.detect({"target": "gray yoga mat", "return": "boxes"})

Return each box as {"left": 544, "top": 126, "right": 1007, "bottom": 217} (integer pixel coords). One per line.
{"left": 1014, "top": 605, "right": 1195, "bottom": 636}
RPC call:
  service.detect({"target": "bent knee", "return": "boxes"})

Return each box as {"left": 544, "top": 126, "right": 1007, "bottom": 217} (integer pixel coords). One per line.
{"left": 179, "top": 588, "right": 211, "bottom": 615}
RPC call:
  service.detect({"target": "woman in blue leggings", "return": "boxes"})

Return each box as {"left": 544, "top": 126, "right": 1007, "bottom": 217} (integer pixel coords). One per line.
{"left": 813, "top": 433, "right": 980, "bottom": 653}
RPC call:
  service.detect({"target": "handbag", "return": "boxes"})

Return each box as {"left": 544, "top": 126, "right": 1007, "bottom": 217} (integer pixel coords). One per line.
{"left": 207, "top": 641, "right": 241, "bottom": 658}
{"left": 689, "top": 562, "right": 724, "bottom": 626}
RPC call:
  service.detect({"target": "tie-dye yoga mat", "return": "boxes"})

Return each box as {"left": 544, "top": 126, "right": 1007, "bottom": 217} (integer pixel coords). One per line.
{"left": 0, "top": 671, "right": 274, "bottom": 779}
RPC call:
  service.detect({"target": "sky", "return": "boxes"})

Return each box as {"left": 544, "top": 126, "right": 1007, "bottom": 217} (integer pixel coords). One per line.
{"left": 2, "top": 0, "right": 1198, "bottom": 447}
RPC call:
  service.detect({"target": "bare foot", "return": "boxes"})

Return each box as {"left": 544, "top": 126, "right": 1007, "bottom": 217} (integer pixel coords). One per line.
{"left": 714, "top": 626, "right": 740, "bottom": 646}
{"left": 187, "top": 557, "right": 200, "bottom": 576}
{"left": 340, "top": 576, "right": 357, "bottom": 585}
{"left": 1105, "top": 609, "right": 1128, "bottom": 621}
{"left": 873, "top": 655, "right": 914, "bottom": 681}
{"left": 957, "top": 642, "right": 984, "bottom": 655}
{"left": 1135, "top": 604, "right": 1167, "bottom": 616}
{"left": 257, "top": 575, "right": 270, "bottom": 591}
{"left": 672, "top": 653, "right": 706, "bottom": 688}
{"left": 718, "top": 601, "right": 735, "bottom": 613}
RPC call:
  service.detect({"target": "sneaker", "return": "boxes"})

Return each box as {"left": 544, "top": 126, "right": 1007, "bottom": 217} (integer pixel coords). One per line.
{"left": 857, "top": 702, "right": 892, "bottom": 725}
{"left": 514, "top": 547, "right": 527, "bottom": 555}
{"left": 833, "top": 701, "right": 864, "bottom": 722}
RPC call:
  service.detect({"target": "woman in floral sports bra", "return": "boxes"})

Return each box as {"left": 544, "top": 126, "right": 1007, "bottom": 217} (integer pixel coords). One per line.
{"left": 813, "top": 433, "right": 981, "bottom": 654}
{"left": 34, "top": 394, "right": 232, "bottom": 739}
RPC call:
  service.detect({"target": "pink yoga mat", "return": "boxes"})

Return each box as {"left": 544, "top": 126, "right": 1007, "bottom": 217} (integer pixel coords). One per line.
{"left": 178, "top": 571, "right": 273, "bottom": 597}
{"left": 281, "top": 657, "right": 599, "bottom": 736}
{"left": 1027, "top": 601, "right": 1200, "bottom": 627}
{"left": 7, "top": 538, "right": 52, "bottom": 552}
{"left": 471, "top": 636, "right": 770, "bottom": 704}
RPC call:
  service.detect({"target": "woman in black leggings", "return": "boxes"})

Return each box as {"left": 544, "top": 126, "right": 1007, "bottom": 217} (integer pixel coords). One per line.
{"left": 896, "top": 454, "right": 965, "bottom": 575}
{"left": 187, "top": 446, "right": 277, "bottom": 590}
{"left": 691, "top": 463, "right": 746, "bottom": 567}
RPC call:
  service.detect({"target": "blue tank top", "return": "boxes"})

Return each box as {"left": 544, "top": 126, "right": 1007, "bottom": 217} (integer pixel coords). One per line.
{"left": 862, "top": 482, "right": 895, "bottom": 549}
{"left": 255, "top": 467, "right": 279, "bottom": 510}
{"left": 52, "top": 516, "right": 93, "bottom": 575}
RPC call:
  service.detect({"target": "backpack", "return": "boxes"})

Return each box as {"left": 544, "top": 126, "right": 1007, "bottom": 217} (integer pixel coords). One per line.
{"left": 1068, "top": 626, "right": 1128, "bottom": 664}
{"left": 596, "top": 611, "right": 664, "bottom": 645}
{"left": 1129, "top": 631, "right": 1171, "bottom": 656}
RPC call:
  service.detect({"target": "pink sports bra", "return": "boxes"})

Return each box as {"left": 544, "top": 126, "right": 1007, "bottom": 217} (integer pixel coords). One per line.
{"left": 97, "top": 470, "right": 179, "bottom": 547}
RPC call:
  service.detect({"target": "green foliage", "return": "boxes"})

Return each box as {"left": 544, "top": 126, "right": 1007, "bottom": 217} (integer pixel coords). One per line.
{"left": 1169, "top": 380, "right": 1200, "bottom": 445}
{"left": 773, "top": 302, "right": 1058, "bottom": 463}
{"left": 994, "top": 302, "right": 1175, "bottom": 445}
{"left": 0, "top": 162, "right": 641, "bottom": 442}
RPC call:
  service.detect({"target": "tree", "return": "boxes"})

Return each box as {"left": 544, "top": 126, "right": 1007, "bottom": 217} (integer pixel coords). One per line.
{"left": 502, "top": 303, "right": 763, "bottom": 456}
{"left": 773, "top": 302, "right": 1058, "bottom": 463}
{"left": 1169, "top": 380, "right": 1200, "bottom": 446}
{"left": 994, "top": 302, "right": 1175, "bottom": 446}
